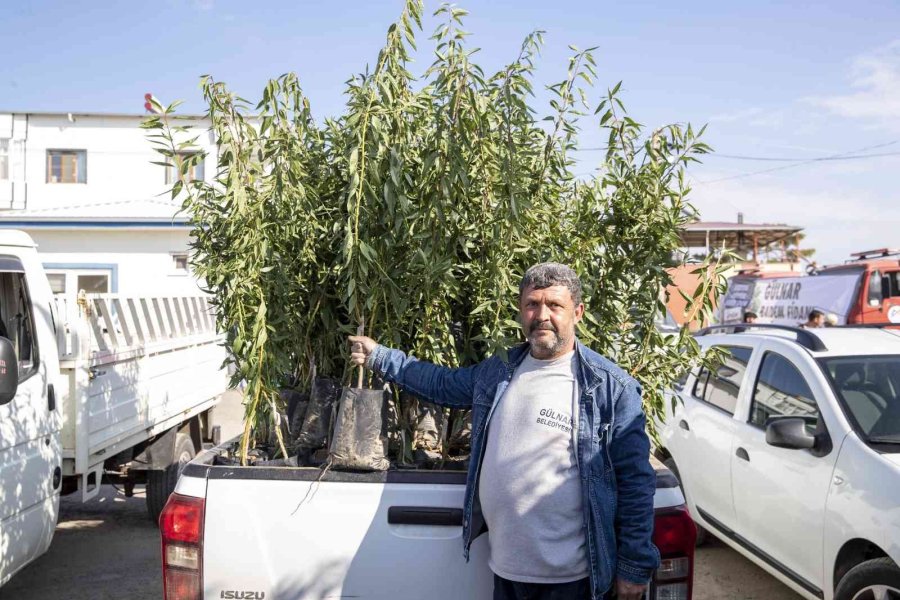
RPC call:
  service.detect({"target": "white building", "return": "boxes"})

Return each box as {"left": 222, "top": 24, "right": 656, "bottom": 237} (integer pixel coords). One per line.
{"left": 0, "top": 111, "right": 215, "bottom": 304}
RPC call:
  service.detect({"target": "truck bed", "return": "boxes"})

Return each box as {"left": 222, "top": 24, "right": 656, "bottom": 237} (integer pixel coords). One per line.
{"left": 173, "top": 443, "right": 685, "bottom": 600}
{"left": 55, "top": 294, "right": 228, "bottom": 499}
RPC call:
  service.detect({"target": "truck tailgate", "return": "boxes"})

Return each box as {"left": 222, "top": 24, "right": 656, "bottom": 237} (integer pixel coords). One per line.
{"left": 200, "top": 468, "right": 493, "bottom": 600}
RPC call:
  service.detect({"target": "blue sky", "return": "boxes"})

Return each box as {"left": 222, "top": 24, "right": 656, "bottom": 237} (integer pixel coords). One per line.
{"left": 3, "top": 0, "right": 899, "bottom": 264}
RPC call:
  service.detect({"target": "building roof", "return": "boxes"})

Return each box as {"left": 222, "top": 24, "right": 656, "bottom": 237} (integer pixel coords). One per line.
{"left": 0, "top": 110, "right": 208, "bottom": 119}
{"left": 0, "top": 217, "right": 190, "bottom": 229}
{"left": 680, "top": 220, "right": 803, "bottom": 250}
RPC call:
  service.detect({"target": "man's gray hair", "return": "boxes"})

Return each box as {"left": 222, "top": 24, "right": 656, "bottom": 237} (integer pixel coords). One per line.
{"left": 519, "top": 262, "right": 583, "bottom": 305}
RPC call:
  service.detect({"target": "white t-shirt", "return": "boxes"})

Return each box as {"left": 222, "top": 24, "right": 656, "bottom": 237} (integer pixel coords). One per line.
{"left": 478, "top": 350, "right": 587, "bottom": 583}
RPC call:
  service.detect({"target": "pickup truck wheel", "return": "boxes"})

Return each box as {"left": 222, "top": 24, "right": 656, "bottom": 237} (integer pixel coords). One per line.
{"left": 835, "top": 558, "right": 900, "bottom": 600}
{"left": 147, "top": 433, "right": 196, "bottom": 524}
{"left": 663, "top": 457, "right": 708, "bottom": 546}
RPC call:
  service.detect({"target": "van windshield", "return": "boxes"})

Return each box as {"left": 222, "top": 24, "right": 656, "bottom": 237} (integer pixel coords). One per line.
{"left": 821, "top": 355, "right": 900, "bottom": 451}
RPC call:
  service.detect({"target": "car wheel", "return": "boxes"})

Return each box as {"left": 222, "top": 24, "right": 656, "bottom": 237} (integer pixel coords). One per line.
{"left": 835, "top": 558, "right": 900, "bottom": 600}
{"left": 663, "top": 457, "right": 708, "bottom": 546}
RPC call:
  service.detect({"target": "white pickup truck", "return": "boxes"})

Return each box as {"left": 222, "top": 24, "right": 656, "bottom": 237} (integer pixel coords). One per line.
{"left": 0, "top": 230, "right": 229, "bottom": 587}
{"left": 160, "top": 437, "right": 697, "bottom": 600}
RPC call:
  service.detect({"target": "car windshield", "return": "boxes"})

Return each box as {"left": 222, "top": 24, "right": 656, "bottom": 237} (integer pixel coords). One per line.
{"left": 821, "top": 355, "right": 900, "bottom": 449}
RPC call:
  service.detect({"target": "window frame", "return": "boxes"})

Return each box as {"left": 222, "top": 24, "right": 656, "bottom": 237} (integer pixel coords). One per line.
{"left": 165, "top": 151, "right": 205, "bottom": 185}
{"left": 884, "top": 271, "right": 900, "bottom": 299}
{"left": 46, "top": 273, "right": 67, "bottom": 295}
{"left": 0, "top": 138, "right": 9, "bottom": 181}
{"left": 692, "top": 366, "right": 710, "bottom": 402}
{"left": 748, "top": 350, "right": 820, "bottom": 431}
{"left": 171, "top": 252, "right": 190, "bottom": 273}
{"left": 818, "top": 354, "right": 900, "bottom": 450}
{"left": 0, "top": 260, "right": 41, "bottom": 384}
{"left": 46, "top": 149, "right": 87, "bottom": 184}
{"left": 691, "top": 345, "right": 753, "bottom": 416}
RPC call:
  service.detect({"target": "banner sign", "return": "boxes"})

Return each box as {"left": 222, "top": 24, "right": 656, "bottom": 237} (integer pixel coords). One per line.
{"left": 717, "top": 273, "right": 861, "bottom": 325}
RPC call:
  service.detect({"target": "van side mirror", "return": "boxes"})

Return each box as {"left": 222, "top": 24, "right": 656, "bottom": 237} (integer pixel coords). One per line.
{"left": 766, "top": 417, "right": 816, "bottom": 450}
{"left": 0, "top": 337, "right": 19, "bottom": 406}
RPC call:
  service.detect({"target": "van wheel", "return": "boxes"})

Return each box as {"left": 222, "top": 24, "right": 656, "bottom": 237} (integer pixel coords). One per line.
{"left": 835, "top": 558, "right": 900, "bottom": 600}
{"left": 663, "top": 457, "right": 708, "bottom": 546}
{"left": 147, "top": 433, "right": 195, "bottom": 524}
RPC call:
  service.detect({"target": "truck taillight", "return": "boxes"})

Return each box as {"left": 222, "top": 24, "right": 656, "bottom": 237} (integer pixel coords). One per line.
{"left": 650, "top": 506, "right": 696, "bottom": 600}
{"left": 160, "top": 493, "right": 205, "bottom": 600}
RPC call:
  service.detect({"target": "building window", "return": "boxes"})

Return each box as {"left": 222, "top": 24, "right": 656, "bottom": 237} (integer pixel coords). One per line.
{"left": 0, "top": 139, "right": 9, "bottom": 180}
{"left": 165, "top": 152, "right": 205, "bottom": 185}
{"left": 77, "top": 274, "right": 109, "bottom": 294}
{"left": 46, "top": 273, "right": 66, "bottom": 294}
{"left": 45, "top": 269, "right": 112, "bottom": 297}
{"left": 47, "top": 149, "right": 87, "bottom": 183}
{"left": 172, "top": 253, "right": 189, "bottom": 272}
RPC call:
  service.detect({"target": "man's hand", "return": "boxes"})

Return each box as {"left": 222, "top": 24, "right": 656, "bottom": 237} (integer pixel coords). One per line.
{"left": 348, "top": 335, "right": 377, "bottom": 367}
{"left": 616, "top": 578, "right": 647, "bottom": 600}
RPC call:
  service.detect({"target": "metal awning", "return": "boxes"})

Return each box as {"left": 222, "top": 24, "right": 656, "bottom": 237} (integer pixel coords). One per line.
{"left": 680, "top": 221, "right": 803, "bottom": 255}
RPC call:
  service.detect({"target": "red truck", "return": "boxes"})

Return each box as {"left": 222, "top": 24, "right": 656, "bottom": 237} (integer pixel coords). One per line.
{"left": 718, "top": 248, "right": 900, "bottom": 326}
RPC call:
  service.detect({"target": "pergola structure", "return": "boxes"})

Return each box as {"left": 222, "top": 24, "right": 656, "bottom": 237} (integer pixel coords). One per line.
{"left": 680, "top": 219, "right": 804, "bottom": 262}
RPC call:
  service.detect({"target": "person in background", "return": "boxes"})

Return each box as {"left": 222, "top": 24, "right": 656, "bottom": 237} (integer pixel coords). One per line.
{"left": 743, "top": 311, "right": 758, "bottom": 324}
{"left": 825, "top": 313, "right": 838, "bottom": 327}
{"left": 802, "top": 310, "right": 825, "bottom": 329}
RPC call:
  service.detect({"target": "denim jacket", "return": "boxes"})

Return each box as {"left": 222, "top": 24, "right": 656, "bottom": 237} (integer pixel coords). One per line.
{"left": 367, "top": 339, "right": 660, "bottom": 599}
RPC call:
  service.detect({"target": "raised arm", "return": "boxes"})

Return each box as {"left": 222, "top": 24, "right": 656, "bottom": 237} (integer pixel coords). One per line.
{"left": 350, "top": 336, "right": 477, "bottom": 408}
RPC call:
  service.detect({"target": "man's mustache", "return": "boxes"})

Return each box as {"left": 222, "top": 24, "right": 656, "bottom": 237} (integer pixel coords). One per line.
{"left": 529, "top": 321, "right": 557, "bottom": 334}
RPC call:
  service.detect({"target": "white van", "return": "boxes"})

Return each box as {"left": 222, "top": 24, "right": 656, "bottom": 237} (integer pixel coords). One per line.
{"left": 0, "top": 230, "right": 229, "bottom": 587}
{"left": 0, "top": 231, "right": 61, "bottom": 586}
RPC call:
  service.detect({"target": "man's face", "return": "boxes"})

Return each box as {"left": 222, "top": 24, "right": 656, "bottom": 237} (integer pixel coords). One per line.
{"left": 812, "top": 314, "right": 825, "bottom": 327}
{"left": 519, "top": 284, "right": 585, "bottom": 359}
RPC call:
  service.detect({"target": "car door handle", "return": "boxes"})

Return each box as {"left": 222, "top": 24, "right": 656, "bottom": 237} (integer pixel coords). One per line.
{"left": 679, "top": 419, "right": 690, "bottom": 431}
{"left": 735, "top": 447, "right": 750, "bottom": 462}
{"left": 388, "top": 506, "right": 463, "bottom": 527}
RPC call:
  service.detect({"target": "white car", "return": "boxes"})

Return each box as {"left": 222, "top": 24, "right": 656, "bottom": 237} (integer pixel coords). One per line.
{"left": 658, "top": 324, "right": 900, "bottom": 600}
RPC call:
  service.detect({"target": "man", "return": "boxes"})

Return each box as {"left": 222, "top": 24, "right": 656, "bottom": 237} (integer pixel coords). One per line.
{"left": 349, "top": 263, "right": 659, "bottom": 600}
{"left": 743, "top": 310, "right": 758, "bottom": 324}
{"left": 801, "top": 309, "right": 825, "bottom": 329}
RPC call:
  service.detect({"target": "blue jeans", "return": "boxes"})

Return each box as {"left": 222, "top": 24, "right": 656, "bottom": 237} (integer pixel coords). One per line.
{"left": 493, "top": 575, "right": 613, "bottom": 600}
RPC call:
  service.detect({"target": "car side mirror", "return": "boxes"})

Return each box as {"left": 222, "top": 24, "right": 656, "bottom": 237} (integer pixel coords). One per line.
{"left": 0, "top": 337, "right": 19, "bottom": 406}
{"left": 766, "top": 417, "right": 816, "bottom": 450}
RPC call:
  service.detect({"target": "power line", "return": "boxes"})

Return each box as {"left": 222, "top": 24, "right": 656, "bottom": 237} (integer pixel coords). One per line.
{"left": 696, "top": 140, "right": 900, "bottom": 185}
{"left": 573, "top": 140, "right": 900, "bottom": 162}
{"left": 708, "top": 150, "right": 900, "bottom": 162}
